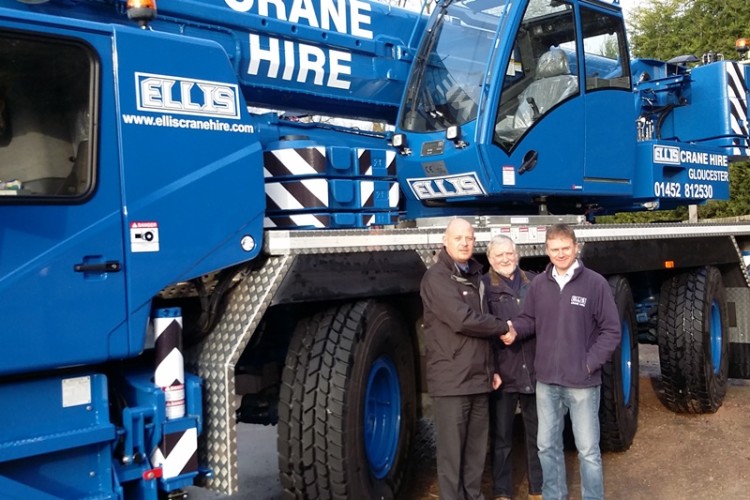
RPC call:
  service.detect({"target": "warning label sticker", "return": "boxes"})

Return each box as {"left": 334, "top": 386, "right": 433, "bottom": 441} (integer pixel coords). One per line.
{"left": 130, "top": 221, "right": 160, "bottom": 253}
{"left": 502, "top": 165, "right": 516, "bottom": 186}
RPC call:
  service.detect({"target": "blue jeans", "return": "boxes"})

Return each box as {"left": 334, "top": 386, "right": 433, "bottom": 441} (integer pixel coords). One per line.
{"left": 536, "top": 382, "right": 603, "bottom": 500}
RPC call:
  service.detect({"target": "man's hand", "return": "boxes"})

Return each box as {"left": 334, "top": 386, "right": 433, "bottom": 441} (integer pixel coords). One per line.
{"left": 500, "top": 320, "right": 517, "bottom": 345}
{"left": 492, "top": 373, "right": 502, "bottom": 390}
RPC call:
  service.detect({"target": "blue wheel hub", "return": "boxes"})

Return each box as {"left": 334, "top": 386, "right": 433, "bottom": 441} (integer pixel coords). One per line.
{"left": 710, "top": 299, "right": 723, "bottom": 374}
{"left": 621, "top": 318, "right": 632, "bottom": 405}
{"left": 364, "top": 355, "right": 401, "bottom": 479}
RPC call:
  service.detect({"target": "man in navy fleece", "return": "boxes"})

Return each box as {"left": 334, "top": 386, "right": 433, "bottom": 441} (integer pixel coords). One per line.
{"left": 512, "top": 223, "right": 620, "bottom": 500}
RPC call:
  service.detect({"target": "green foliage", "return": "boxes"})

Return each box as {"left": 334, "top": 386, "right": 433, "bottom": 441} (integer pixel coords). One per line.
{"left": 705, "top": 161, "right": 750, "bottom": 217}
{"left": 629, "top": 0, "right": 750, "bottom": 61}
{"left": 601, "top": 36, "right": 619, "bottom": 58}
{"left": 598, "top": 207, "right": 686, "bottom": 224}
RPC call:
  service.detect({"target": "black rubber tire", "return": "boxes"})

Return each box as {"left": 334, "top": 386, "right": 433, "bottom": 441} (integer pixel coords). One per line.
{"left": 599, "top": 275, "right": 639, "bottom": 452}
{"left": 657, "top": 266, "right": 729, "bottom": 413}
{"left": 277, "top": 307, "right": 319, "bottom": 494}
{"left": 277, "top": 301, "right": 417, "bottom": 499}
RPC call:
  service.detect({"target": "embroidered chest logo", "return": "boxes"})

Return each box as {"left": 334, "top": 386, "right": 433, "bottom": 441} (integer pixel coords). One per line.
{"left": 571, "top": 295, "right": 587, "bottom": 307}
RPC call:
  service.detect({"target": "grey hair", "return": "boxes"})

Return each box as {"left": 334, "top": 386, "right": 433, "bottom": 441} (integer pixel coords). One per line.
{"left": 486, "top": 234, "right": 516, "bottom": 257}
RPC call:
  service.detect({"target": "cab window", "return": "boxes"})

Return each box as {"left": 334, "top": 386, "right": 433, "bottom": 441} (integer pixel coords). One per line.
{"left": 580, "top": 7, "right": 631, "bottom": 91}
{"left": 0, "top": 33, "right": 94, "bottom": 199}
{"left": 494, "top": 0, "right": 579, "bottom": 149}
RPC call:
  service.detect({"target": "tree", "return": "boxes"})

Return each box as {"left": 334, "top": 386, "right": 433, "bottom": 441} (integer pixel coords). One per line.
{"left": 629, "top": 0, "right": 750, "bottom": 61}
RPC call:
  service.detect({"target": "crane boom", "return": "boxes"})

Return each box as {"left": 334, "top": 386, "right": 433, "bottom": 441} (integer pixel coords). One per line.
{"left": 23, "top": 0, "right": 425, "bottom": 121}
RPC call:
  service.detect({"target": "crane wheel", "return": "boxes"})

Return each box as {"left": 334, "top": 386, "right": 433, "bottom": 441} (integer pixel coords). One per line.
{"left": 600, "top": 275, "right": 639, "bottom": 452}
{"left": 657, "top": 266, "right": 729, "bottom": 413}
{"left": 278, "top": 300, "right": 416, "bottom": 499}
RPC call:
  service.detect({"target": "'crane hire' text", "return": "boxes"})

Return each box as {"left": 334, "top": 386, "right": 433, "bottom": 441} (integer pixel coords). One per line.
{"left": 225, "top": 0, "right": 374, "bottom": 90}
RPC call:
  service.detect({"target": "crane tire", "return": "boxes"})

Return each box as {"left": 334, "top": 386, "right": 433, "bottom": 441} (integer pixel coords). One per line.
{"left": 657, "top": 266, "right": 729, "bottom": 413}
{"left": 599, "top": 275, "right": 639, "bottom": 452}
{"left": 278, "top": 300, "right": 416, "bottom": 499}
{"left": 278, "top": 307, "right": 320, "bottom": 495}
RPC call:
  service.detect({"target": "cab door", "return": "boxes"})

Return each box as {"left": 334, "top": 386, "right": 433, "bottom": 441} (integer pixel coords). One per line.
{"left": 487, "top": 0, "right": 585, "bottom": 197}
{"left": 0, "top": 27, "right": 128, "bottom": 375}
{"left": 580, "top": 5, "right": 636, "bottom": 193}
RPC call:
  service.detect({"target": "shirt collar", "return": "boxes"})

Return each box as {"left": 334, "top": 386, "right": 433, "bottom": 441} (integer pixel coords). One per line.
{"left": 455, "top": 261, "right": 470, "bottom": 274}
{"left": 552, "top": 259, "right": 579, "bottom": 279}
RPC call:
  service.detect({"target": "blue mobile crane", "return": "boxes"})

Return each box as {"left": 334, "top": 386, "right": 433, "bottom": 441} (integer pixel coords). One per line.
{"left": 1, "top": 0, "right": 750, "bottom": 498}
{"left": 0, "top": 0, "right": 423, "bottom": 497}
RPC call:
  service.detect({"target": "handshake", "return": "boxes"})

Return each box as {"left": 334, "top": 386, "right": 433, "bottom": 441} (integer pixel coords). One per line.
{"left": 500, "top": 320, "right": 517, "bottom": 345}
{"left": 492, "top": 321, "right": 517, "bottom": 390}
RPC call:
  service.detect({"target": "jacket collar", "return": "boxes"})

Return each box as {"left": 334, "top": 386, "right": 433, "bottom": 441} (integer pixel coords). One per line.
{"left": 545, "top": 259, "right": 584, "bottom": 280}
{"left": 437, "top": 248, "right": 482, "bottom": 277}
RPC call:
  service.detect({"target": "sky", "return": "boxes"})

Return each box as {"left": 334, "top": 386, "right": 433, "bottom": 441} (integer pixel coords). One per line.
{"left": 618, "top": 0, "right": 635, "bottom": 21}
{"left": 396, "top": 0, "right": 638, "bottom": 18}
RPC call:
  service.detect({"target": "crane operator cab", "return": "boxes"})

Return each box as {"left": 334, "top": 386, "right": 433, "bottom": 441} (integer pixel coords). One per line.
{"left": 393, "top": 0, "right": 637, "bottom": 218}
{"left": 495, "top": 47, "right": 579, "bottom": 144}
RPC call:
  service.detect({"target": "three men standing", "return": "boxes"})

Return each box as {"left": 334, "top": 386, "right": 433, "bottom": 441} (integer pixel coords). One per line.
{"left": 421, "top": 221, "right": 620, "bottom": 500}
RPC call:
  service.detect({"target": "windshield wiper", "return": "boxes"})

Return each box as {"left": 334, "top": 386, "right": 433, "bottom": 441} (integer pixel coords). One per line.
{"left": 403, "top": 1, "right": 451, "bottom": 128}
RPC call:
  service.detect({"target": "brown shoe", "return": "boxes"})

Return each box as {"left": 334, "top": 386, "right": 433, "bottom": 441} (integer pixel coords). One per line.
{"left": 528, "top": 495, "right": 543, "bottom": 500}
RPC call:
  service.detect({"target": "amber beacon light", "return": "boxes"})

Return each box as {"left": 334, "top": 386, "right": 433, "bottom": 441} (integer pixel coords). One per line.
{"left": 736, "top": 38, "right": 750, "bottom": 61}
{"left": 127, "top": 0, "right": 157, "bottom": 28}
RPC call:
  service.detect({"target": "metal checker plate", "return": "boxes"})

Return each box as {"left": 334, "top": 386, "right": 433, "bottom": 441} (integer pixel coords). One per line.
{"left": 187, "top": 255, "right": 294, "bottom": 495}
{"left": 264, "top": 222, "right": 750, "bottom": 259}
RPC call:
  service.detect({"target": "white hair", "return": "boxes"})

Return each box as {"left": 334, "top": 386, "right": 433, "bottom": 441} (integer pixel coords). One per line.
{"left": 486, "top": 234, "right": 516, "bottom": 257}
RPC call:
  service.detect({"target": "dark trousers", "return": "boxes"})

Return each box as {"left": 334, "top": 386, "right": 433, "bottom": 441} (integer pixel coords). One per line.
{"left": 433, "top": 394, "right": 490, "bottom": 500}
{"left": 491, "top": 390, "right": 543, "bottom": 497}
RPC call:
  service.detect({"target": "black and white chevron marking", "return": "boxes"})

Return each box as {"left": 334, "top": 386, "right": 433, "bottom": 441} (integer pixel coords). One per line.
{"left": 264, "top": 147, "right": 327, "bottom": 177}
{"left": 727, "top": 62, "right": 750, "bottom": 156}
{"left": 357, "top": 148, "right": 397, "bottom": 176}
{"left": 264, "top": 213, "right": 331, "bottom": 228}
{"left": 154, "top": 315, "right": 185, "bottom": 420}
{"left": 361, "top": 181, "right": 400, "bottom": 208}
{"left": 150, "top": 427, "right": 198, "bottom": 479}
{"left": 263, "top": 146, "right": 400, "bottom": 228}
{"left": 266, "top": 178, "right": 329, "bottom": 209}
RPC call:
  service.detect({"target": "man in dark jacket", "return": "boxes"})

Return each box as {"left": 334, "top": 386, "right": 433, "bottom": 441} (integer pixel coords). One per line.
{"left": 421, "top": 218, "right": 516, "bottom": 500}
{"left": 513, "top": 224, "right": 620, "bottom": 500}
{"left": 483, "top": 235, "right": 541, "bottom": 500}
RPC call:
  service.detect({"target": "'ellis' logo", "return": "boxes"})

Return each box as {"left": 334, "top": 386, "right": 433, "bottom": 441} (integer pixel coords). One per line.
{"left": 570, "top": 295, "right": 587, "bottom": 307}
{"left": 407, "top": 173, "right": 487, "bottom": 200}
{"left": 653, "top": 145, "right": 680, "bottom": 165}
{"left": 135, "top": 73, "right": 241, "bottom": 119}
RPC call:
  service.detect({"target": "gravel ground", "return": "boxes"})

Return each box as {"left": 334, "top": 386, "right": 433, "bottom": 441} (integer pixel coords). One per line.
{"left": 404, "top": 344, "right": 750, "bottom": 499}
{"left": 190, "top": 344, "right": 750, "bottom": 499}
